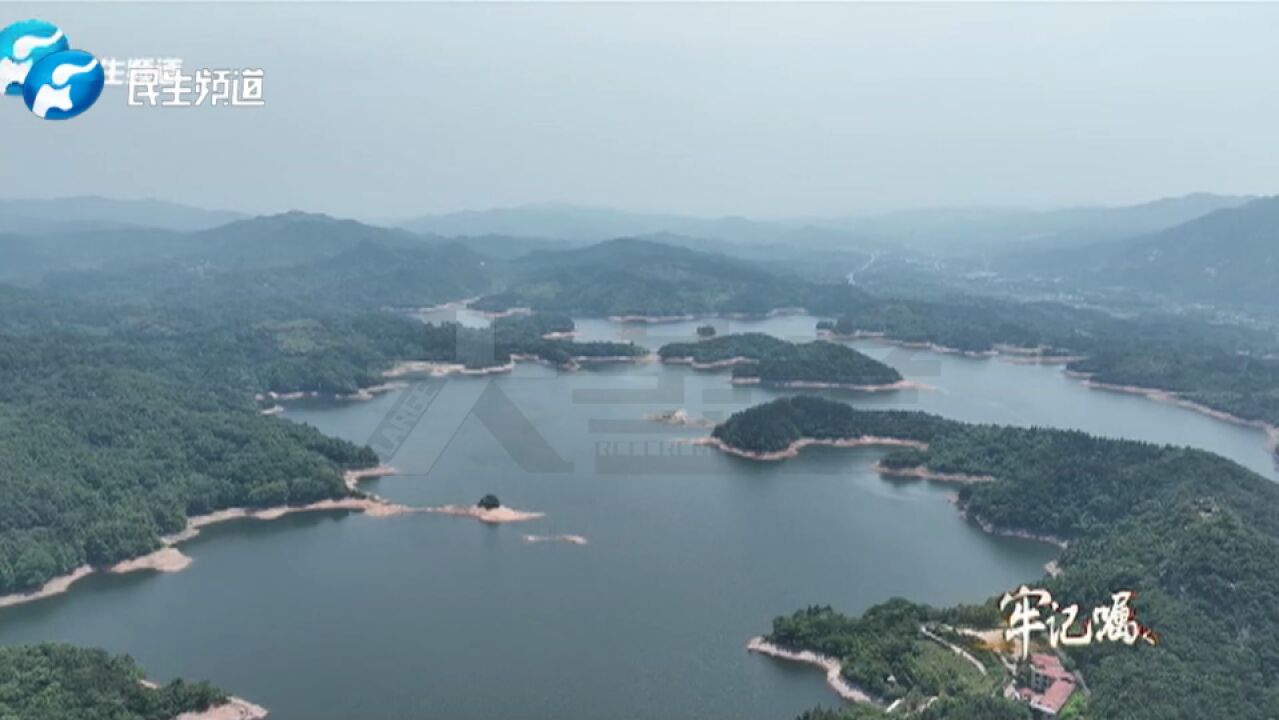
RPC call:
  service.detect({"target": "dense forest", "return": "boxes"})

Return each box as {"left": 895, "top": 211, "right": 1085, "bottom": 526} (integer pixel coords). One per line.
{"left": 658, "top": 332, "right": 792, "bottom": 363}
{"left": 768, "top": 600, "right": 1002, "bottom": 705}
{"left": 731, "top": 340, "right": 902, "bottom": 387}
{"left": 4, "top": 214, "right": 1279, "bottom": 718}
{"left": 0, "top": 644, "right": 226, "bottom": 719}
{"left": 421, "top": 313, "right": 644, "bottom": 369}
{"left": 469, "top": 237, "right": 864, "bottom": 317}
{"left": 711, "top": 396, "right": 958, "bottom": 453}
{"left": 825, "top": 295, "right": 1279, "bottom": 431}
{"left": 658, "top": 334, "right": 901, "bottom": 386}
{"left": 0, "top": 330, "right": 377, "bottom": 594}
{"left": 451, "top": 235, "right": 1279, "bottom": 442}
{"left": 718, "top": 396, "right": 1279, "bottom": 719}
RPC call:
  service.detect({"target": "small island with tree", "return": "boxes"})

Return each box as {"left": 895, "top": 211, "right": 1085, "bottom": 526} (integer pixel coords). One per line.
{"left": 477, "top": 494, "right": 502, "bottom": 510}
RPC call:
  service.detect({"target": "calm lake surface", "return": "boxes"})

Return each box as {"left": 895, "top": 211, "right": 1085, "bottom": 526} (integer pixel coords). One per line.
{"left": 0, "top": 313, "right": 1273, "bottom": 720}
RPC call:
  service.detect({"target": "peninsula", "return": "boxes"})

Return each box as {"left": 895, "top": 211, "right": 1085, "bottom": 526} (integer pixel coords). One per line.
{"left": 714, "top": 395, "right": 1279, "bottom": 720}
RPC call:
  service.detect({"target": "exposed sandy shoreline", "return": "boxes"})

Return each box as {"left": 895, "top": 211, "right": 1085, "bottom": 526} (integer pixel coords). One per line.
{"left": 822, "top": 330, "right": 1081, "bottom": 365}
{"left": 689, "top": 435, "right": 928, "bottom": 462}
{"left": 746, "top": 637, "right": 879, "bottom": 705}
{"left": 608, "top": 307, "right": 807, "bottom": 324}
{"left": 1068, "top": 372, "right": 1279, "bottom": 458}
{"left": 253, "top": 381, "right": 408, "bottom": 407}
{"left": 0, "top": 566, "right": 94, "bottom": 609}
{"left": 111, "top": 548, "right": 193, "bottom": 574}
{"left": 820, "top": 331, "right": 997, "bottom": 359}
{"left": 830, "top": 329, "right": 1276, "bottom": 461}
{"left": 383, "top": 359, "right": 518, "bottom": 378}
{"left": 174, "top": 696, "right": 269, "bottom": 720}
{"left": 141, "top": 681, "right": 270, "bottom": 720}
{"left": 383, "top": 352, "right": 646, "bottom": 378}
{"left": 699, "top": 434, "right": 1068, "bottom": 555}
{"left": 0, "top": 466, "right": 404, "bottom": 612}
{"left": 645, "top": 408, "right": 716, "bottom": 428}
{"left": 405, "top": 297, "right": 532, "bottom": 320}
{"left": 731, "top": 377, "right": 930, "bottom": 392}
{"left": 0, "top": 464, "right": 560, "bottom": 610}
{"left": 522, "top": 533, "right": 589, "bottom": 545}
{"left": 423, "top": 504, "right": 545, "bottom": 524}
{"left": 964, "top": 509, "right": 1070, "bottom": 550}
{"left": 872, "top": 462, "right": 994, "bottom": 485}
{"left": 337, "top": 382, "right": 410, "bottom": 401}
{"left": 661, "top": 355, "right": 759, "bottom": 370}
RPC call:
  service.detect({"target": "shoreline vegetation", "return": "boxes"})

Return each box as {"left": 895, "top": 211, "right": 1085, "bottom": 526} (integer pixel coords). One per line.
{"left": 609, "top": 307, "right": 808, "bottom": 324}
{"left": 746, "top": 637, "right": 881, "bottom": 706}
{"left": 732, "top": 395, "right": 1279, "bottom": 718}
{"left": 0, "top": 466, "right": 550, "bottom": 613}
{"left": 688, "top": 435, "right": 927, "bottom": 462}
{"left": 870, "top": 462, "right": 994, "bottom": 485}
{"left": 173, "top": 696, "right": 268, "bottom": 720}
{"left": 729, "top": 377, "right": 929, "bottom": 392}
{"left": 414, "top": 313, "right": 648, "bottom": 374}
{"left": 658, "top": 333, "right": 905, "bottom": 389}
{"left": 822, "top": 330, "right": 1085, "bottom": 365}
{"left": 138, "top": 681, "right": 269, "bottom": 720}
{"left": 818, "top": 301, "right": 1279, "bottom": 468}
{"left": 1067, "top": 371, "right": 1279, "bottom": 460}
{"left": 833, "top": 326, "right": 1278, "bottom": 463}
{"left": 0, "top": 466, "right": 392, "bottom": 611}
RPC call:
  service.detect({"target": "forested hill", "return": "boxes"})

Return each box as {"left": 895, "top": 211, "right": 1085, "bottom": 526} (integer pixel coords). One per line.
{"left": 0, "top": 313, "right": 380, "bottom": 594}
{"left": 470, "top": 237, "right": 865, "bottom": 317}
{"left": 2, "top": 212, "right": 427, "bottom": 288}
{"left": 715, "top": 396, "right": 1279, "bottom": 720}
{"left": 1092, "top": 195, "right": 1279, "bottom": 308}
{"left": 0, "top": 644, "right": 229, "bottom": 719}
{"left": 37, "top": 214, "right": 495, "bottom": 309}
{"left": 711, "top": 395, "right": 956, "bottom": 453}
{"left": 1003, "top": 195, "right": 1279, "bottom": 311}
{"left": 825, "top": 295, "right": 1279, "bottom": 433}
{"left": 658, "top": 334, "right": 902, "bottom": 387}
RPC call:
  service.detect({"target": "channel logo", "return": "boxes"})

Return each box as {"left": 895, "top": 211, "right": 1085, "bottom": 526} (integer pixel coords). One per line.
{"left": 1, "top": 19, "right": 104, "bottom": 120}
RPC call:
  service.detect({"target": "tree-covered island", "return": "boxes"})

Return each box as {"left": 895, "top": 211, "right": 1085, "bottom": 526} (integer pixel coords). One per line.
{"left": 659, "top": 334, "right": 903, "bottom": 388}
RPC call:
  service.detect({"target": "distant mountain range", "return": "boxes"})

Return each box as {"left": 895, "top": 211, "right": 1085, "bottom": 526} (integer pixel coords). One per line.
{"left": 0, "top": 196, "right": 245, "bottom": 234}
{"left": 400, "top": 194, "right": 1252, "bottom": 255}
{"left": 1041, "top": 196, "right": 1279, "bottom": 310}
{"left": 3, "top": 194, "right": 1273, "bottom": 314}
{"left": 825, "top": 193, "right": 1253, "bottom": 254}
{"left": 469, "top": 236, "right": 865, "bottom": 317}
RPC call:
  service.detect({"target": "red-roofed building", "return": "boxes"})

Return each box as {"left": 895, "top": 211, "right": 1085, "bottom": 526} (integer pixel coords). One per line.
{"left": 1016, "top": 653, "right": 1077, "bottom": 716}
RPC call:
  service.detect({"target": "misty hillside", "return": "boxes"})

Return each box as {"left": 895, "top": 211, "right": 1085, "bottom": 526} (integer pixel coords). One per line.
{"left": 38, "top": 213, "right": 494, "bottom": 309}
{"left": 1086, "top": 196, "right": 1279, "bottom": 308}
{"left": 838, "top": 193, "right": 1252, "bottom": 255}
{"left": 0, "top": 196, "right": 245, "bottom": 234}
{"left": 471, "top": 236, "right": 863, "bottom": 317}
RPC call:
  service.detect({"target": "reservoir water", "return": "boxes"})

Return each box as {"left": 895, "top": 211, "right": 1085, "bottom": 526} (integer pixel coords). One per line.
{"left": 0, "top": 314, "right": 1272, "bottom": 720}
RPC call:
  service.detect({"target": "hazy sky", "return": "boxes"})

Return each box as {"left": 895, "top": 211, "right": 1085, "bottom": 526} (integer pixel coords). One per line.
{"left": 6, "top": 2, "right": 1279, "bottom": 220}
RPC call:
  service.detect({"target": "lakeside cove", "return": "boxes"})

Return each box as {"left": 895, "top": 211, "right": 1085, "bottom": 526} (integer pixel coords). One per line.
{"left": 3, "top": 312, "right": 1277, "bottom": 720}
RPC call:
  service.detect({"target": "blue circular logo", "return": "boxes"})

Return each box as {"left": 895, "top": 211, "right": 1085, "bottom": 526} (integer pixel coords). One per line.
{"left": 22, "top": 49, "right": 104, "bottom": 120}
{"left": 0, "top": 19, "right": 69, "bottom": 96}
